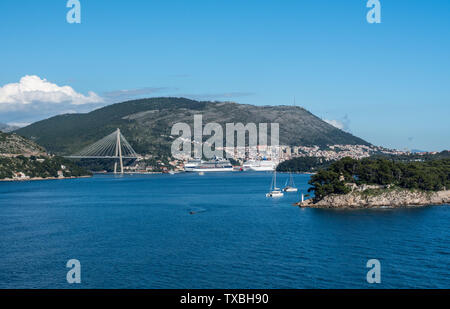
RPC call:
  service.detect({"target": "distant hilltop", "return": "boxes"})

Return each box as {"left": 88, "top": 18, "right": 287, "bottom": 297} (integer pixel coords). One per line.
{"left": 0, "top": 131, "right": 46, "bottom": 157}
{"left": 0, "top": 123, "right": 20, "bottom": 133}
{"left": 14, "top": 97, "right": 371, "bottom": 157}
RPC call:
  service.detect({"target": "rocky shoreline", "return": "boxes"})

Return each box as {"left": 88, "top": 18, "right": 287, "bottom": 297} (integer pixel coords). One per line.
{"left": 0, "top": 175, "right": 92, "bottom": 182}
{"left": 297, "top": 188, "right": 450, "bottom": 209}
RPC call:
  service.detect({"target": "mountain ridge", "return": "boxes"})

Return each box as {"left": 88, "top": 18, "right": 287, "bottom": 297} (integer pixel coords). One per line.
{"left": 15, "top": 97, "right": 371, "bottom": 157}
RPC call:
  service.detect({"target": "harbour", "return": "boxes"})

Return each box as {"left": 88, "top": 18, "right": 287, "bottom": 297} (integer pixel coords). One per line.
{"left": 0, "top": 172, "right": 449, "bottom": 288}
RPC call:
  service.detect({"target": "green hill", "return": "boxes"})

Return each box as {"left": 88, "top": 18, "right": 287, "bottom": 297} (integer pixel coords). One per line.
{"left": 15, "top": 97, "right": 370, "bottom": 157}
{"left": 0, "top": 132, "right": 90, "bottom": 180}
{"left": 0, "top": 131, "right": 46, "bottom": 155}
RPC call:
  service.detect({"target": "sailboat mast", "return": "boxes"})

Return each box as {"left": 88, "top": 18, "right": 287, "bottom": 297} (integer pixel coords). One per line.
{"left": 274, "top": 170, "right": 276, "bottom": 187}
{"left": 270, "top": 171, "right": 275, "bottom": 191}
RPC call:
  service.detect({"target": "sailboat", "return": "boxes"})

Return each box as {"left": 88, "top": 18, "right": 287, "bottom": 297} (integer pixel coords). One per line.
{"left": 283, "top": 172, "right": 298, "bottom": 192}
{"left": 266, "top": 170, "right": 284, "bottom": 198}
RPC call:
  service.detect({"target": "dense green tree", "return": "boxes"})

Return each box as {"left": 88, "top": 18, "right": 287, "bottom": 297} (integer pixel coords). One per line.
{"left": 308, "top": 157, "right": 450, "bottom": 201}
{"left": 277, "top": 157, "right": 333, "bottom": 173}
{"left": 0, "top": 156, "right": 91, "bottom": 180}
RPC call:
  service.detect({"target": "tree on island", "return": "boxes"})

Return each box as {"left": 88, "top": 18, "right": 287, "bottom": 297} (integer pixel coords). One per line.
{"left": 308, "top": 157, "right": 450, "bottom": 201}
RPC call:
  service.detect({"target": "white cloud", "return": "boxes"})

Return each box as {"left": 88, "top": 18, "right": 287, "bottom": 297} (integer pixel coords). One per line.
{"left": 325, "top": 119, "right": 345, "bottom": 130}
{"left": 0, "top": 75, "right": 103, "bottom": 111}
{"left": 6, "top": 122, "right": 30, "bottom": 128}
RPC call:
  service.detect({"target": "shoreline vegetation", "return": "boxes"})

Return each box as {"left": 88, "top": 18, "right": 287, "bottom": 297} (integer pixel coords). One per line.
{"left": 0, "top": 131, "right": 92, "bottom": 181}
{"left": 0, "top": 175, "right": 92, "bottom": 182}
{"left": 277, "top": 156, "right": 332, "bottom": 173}
{"left": 0, "top": 155, "right": 92, "bottom": 181}
{"left": 299, "top": 156, "right": 450, "bottom": 208}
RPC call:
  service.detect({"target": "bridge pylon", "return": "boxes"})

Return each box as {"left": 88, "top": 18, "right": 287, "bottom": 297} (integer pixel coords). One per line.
{"left": 114, "top": 129, "right": 124, "bottom": 174}
{"left": 65, "top": 128, "right": 140, "bottom": 174}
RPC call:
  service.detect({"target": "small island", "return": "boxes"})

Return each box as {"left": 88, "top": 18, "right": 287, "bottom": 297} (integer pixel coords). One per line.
{"left": 297, "top": 157, "right": 450, "bottom": 208}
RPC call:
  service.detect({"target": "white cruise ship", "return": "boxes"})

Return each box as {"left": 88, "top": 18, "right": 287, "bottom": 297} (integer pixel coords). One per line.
{"left": 184, "top": 159, "right": 202, "bottom": 172}
{"left": 184, "top": 158, "right": 233, "bottom": 172}
{"left": 243, "top": 159, "right": 277, "bottom": 172}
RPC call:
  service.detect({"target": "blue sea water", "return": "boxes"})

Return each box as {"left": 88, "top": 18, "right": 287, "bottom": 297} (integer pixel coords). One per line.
{"left": 0, "top": 172, "right": 449, "bottom": 289}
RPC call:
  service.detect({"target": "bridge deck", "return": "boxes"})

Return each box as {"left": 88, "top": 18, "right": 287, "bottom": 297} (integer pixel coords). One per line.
{"left": 65, "top": 156, "right": 139, "bottom": 159}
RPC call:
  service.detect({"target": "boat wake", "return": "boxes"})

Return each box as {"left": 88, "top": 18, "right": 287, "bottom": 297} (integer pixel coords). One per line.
{"left": 188, "top": 207, "right": 207, "bottom": 215}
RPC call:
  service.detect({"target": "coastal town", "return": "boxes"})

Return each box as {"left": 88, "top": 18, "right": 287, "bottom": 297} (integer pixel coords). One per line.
{"left": 123, "top": 144, "right": 422, "bottom": 174}
{"left": 0, "top": 130, "right": 443, "bottom": 178}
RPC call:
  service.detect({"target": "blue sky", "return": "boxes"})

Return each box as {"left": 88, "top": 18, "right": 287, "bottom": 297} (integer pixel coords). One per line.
{"left": 0, "top": 0, "right": 449, "bottom": 151}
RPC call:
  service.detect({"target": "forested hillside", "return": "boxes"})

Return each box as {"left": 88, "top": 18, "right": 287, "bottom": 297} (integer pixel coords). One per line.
{"left": 15, "top": 97, "right": 370, "bottom": 157}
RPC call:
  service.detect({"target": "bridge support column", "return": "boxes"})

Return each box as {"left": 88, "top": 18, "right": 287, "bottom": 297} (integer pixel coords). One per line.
{"left": 114, "top": 128, "right": 124, "bottom": 174}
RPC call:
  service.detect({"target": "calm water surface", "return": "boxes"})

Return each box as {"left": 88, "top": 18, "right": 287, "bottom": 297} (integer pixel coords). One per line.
{"left": 0, "top": 173, "right": 449, "bottom": 288}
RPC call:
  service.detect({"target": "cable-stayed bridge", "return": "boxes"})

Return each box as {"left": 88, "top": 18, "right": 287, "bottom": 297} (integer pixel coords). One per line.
{"left": 65, "top": 129, "right": 140, "bottom": 174}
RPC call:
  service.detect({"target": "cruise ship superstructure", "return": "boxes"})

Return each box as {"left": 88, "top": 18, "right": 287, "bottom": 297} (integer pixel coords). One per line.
{"left": 243, "top": 159, "right": 277, "bottom": 172}
{"left": 184, "top": 158, "right": 233, "bottom": 172}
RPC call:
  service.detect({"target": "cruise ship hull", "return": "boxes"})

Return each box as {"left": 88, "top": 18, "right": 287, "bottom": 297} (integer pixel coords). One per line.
{"left": 244, "top": 166, "right": 275, "bottom": 172}
{"left": 243, "top": 160, "right": 277, "bottom": 172}
{"left": 192, "top": 167, "right": 234, "bottom": 172}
